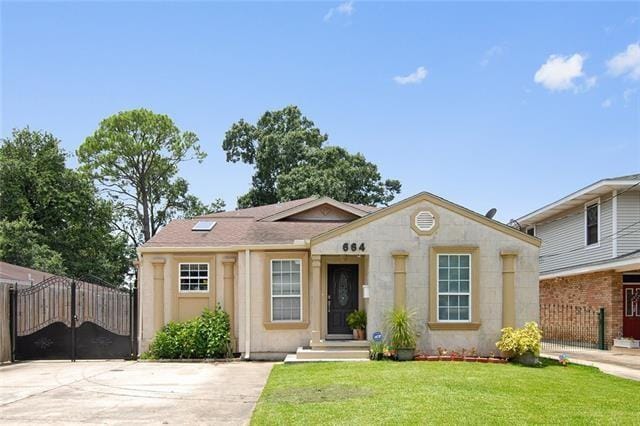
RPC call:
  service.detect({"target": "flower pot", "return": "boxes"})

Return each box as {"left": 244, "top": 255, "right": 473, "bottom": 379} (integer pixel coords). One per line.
{"left": 396, "top": 348, "right": 415, "bottom": 361}
{"left": 351, "top": 329, "right": 366, "bottom": 340}
{"left": 514, "top": 351, "right": 539, "bottom": 366}
{"left": 613, "top": 338, "right": 640, "bottom": 349}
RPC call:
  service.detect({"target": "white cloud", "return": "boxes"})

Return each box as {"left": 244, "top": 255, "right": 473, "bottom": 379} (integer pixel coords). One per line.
{"left": 324, "top": 1, "right": 354, "bottom": 22}
{"left": 393, "top": 66, "right": 428, "bottom": 85}
{"left": 480, "top": 45, "right": 504, "bottom": 67}
{"left": 601, "top": 98, "right": 613, "bottom": 108}
{"left": 606, "top": 43, "right": 640, "bottom": 80}
{"left": 533, "top": 53, "right": 595, "bottom": 92}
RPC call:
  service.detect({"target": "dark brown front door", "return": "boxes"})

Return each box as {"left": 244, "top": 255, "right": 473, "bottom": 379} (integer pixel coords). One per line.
{"left": 327, "top": 264, "right": 359, "bottom": 335}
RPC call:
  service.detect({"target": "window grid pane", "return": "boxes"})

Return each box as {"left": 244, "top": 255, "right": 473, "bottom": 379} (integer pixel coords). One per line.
{"left": 271, "top": 260, "right": 302, "bottom": 321}
{"left": 179, "top": 263, "right": 209, "bottom": 292}
{"left": 437, "top": 254, "right": 471, "bottom": 321}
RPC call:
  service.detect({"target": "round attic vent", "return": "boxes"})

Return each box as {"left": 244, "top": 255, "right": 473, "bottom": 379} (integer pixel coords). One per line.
{"left": 415, "top": 211, "right": 436, "bottom": 232}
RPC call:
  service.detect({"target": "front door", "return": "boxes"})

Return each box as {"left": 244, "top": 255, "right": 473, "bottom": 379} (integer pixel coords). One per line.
{"left": 327, "top": 264, "right": 359, "bottom": 335}
{"left": 623, "top": 283, "right": 640, "bottom": 339}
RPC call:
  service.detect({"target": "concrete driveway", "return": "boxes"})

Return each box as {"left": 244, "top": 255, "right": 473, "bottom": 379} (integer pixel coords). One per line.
{"left": 0, "top": 360, "right": 273, "bottom": 425}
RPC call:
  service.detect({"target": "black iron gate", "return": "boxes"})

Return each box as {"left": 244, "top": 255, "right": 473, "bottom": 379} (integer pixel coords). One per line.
{"left": 10, "top": 275, "right": 136, "bottom": 361}
{"left": 540, "top": 304, "right": 607, "bottom": 350}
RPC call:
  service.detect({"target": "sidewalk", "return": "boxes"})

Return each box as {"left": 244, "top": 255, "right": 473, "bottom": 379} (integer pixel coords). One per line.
{"left": 542, "top": 347, "right": 640, "bottom": 381}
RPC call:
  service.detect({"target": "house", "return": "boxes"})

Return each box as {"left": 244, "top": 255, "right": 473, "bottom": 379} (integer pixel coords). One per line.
{"left": 517, "top": 174, "right": 640, "bottom": 344}
{"left": 137, "top": 192, "right": 540, "bottom": 360}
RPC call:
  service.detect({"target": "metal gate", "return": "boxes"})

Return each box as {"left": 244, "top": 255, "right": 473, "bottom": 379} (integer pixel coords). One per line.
{"left": 540, "top": 304, "right": 607, "bottom": 351}
{"left": 10, "top": 276, "right": 136, "bottom": 361}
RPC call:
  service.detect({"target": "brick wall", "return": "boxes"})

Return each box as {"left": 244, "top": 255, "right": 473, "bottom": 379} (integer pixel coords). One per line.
{"left": 540, "top": 270, "right": 623, "bottom": 347}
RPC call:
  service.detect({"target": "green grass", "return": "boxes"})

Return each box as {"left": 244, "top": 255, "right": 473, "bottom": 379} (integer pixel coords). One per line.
{"left": 251, "top": 360, "right": 639, "bottom": 425}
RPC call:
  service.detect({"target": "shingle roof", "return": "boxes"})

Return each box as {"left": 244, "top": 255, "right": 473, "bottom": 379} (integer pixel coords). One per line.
{"left": 0, "top": 261, "right": 56, "bottom": 284}
{"left": 144, "top": 197, "right": 378, "bottom": 248}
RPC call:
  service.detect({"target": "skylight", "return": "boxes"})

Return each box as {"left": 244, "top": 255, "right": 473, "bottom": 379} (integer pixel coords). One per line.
{"left": 192, "top": 221, "right": 216, "bottom": 231}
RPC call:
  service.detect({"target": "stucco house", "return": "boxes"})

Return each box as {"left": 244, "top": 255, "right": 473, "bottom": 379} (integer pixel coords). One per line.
{"left": 517, "top": 174, "right": 640, "bottom": 345}
{"left": 137, "top": 192, "right": 540, "bottom": 360}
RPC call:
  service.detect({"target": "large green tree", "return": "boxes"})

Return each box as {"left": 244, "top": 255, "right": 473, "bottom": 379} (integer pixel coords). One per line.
{"left": 0, "top": 128, "right": 130, "bottom": 282}
{"left": 222, "top": 105, "right": 401, "bottom": 208}
{"left": 78, "top": 109, "right": 224, "bottom": 246}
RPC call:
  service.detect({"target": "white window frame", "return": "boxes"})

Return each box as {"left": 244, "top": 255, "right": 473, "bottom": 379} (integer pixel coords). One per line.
{"left": 436, "top": 253, "right": 472, "bottom": 323}
{"left": 270, "top": 259, "right": 303, "bottom": 322}
{"left": 584, "top": 198, "right": 601, "bottom": 248}
{"left": 178, "top": 262, "right": 210, "bottom": 293}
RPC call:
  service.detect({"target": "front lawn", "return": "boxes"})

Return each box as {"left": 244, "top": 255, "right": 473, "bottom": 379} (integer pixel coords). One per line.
{"left": 252, "top": 360, "right": 639, "bottom": 425}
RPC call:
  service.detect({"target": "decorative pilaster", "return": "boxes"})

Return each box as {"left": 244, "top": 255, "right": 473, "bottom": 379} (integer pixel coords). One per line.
{"left": 222, "top": 257, "right": 237, "bottom": 350}
{"left": 311, "top": 255, "right": 322, "bottom": 339}
{"left": 151, "top": 258, "right": 166, "bottom": 332}
{"left": 392, "top": 251, "right": 409, "bottom": 309}
{"left": 501, "top": 252, "right": 518, "bottom": 328}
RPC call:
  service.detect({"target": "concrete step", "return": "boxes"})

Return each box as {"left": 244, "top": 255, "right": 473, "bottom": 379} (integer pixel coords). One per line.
{"left": 310, "top": 339, "right": 370, "bottom": 350}
{"left": 284, "top": 354, "right": 370, "bottom": 363}
{"left": 295, "top": 346, "right": 369, "bottom": 360}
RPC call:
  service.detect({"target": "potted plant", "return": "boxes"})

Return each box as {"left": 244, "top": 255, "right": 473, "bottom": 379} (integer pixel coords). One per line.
{"left": 385, "top": 308, "right": 418, "bottom": 361}
{"left": 369, "top": 340, "right": 384, "bottom": 360}
{"left": 346, "top": 310, "right": 367, "bottom": 340}
{"left": 496, "top": 321, "right": 542, "bottom": 366}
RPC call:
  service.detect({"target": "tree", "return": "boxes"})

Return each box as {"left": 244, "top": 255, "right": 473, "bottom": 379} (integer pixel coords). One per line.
{"left": 78, "top": 109, "right": 223, "bottom": 246}
{"left": 0, "top": 128, "right": 130, "bottom": 283}
{"left": 222, "top": 105, "right": 401, "bottom": 208}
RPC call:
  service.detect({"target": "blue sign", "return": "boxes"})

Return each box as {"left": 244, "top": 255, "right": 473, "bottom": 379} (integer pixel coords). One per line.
{"left": 372, "top": 331, "right": 383, "bottom": 342}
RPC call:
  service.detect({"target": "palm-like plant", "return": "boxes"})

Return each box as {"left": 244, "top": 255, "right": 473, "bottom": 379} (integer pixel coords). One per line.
{"left": 385, "top": 308, "right": 418, "bottom": 349}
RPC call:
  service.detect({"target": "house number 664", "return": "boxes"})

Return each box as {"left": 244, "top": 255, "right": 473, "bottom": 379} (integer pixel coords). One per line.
{"left": 343, "top": 242, "right": 365, "bottom": 252}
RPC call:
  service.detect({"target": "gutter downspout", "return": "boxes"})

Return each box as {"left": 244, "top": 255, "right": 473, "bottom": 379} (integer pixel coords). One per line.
{"left": 244, "top": 249, "right": 251, "bottom": 360}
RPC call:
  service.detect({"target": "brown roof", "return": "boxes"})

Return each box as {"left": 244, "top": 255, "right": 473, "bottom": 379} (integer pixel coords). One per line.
{"left": 0, "top": 261, "right": 56, "bottom": 284}
{"left": 144, "top": 197, "right": 378, "bottom": 248}
{"left": 198, "top": 197, "right": 318, "bottom": 220}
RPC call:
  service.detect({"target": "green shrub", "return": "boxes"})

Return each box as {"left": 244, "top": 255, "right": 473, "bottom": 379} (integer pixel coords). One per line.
{"left": 496, "top": 321, "right": 542, "bottom": 358}
{"left": 346, "top": 310, "right": 367, "bottom": 330}
{"left": 147, "top": 305, "right": 231, "bottom": 359}
{"left": 384, "top": 308, "right": 418, "bottom": 349}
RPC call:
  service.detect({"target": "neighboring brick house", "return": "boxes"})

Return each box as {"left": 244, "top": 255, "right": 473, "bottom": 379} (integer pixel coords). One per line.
{"left": 517, "top": 174, "right": 640, "bottom": 346}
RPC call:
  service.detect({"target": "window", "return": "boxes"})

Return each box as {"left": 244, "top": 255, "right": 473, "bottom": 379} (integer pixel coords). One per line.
{"left": 585, "top": 202, "right": 599, "bottom": 246}
{"left": 437, "top": 254, "right": 471, "bottom": 322}
{"left": 626, "top": 288, "right": 640, "bottom": 317}
{"left": 179, "top": 263, "right": 209, "bottom": 292}
{"left": 271, "top": 259, "right": 302, "bottom": 321}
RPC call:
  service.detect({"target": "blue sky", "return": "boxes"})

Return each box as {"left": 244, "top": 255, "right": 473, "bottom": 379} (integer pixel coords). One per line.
{"left": 2, "top": 1, "right": 639, "bottom": 221}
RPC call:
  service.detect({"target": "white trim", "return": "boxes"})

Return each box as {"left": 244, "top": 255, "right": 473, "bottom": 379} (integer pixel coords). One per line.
{"left": 436, "top": 253, "right": 472, "bottom": 323}
{"left": 517, "top": 178, "right": 640, "bottom": 224}
{"left": 269, "top": 259, "right": 303, "bottom": 323}
{"left": 584, "top": 198, "right": 601, "bottom": 248}
{"left": 612, "top": 190, "right": 618, "bottom": 258}
{"left": 540, "top": 257, "right": 640, "bottom": 280}
{"left": 244, "top": 249, "right": 251, "bottom": 360}
{"left": 177, "top": 262, "right": 210, "bottom": 293}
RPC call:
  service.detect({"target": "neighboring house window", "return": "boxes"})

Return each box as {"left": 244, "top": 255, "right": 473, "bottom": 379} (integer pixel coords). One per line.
{"left": 179, "top": 263, "right": 209, "bottom": 292}
{"left": 437, "top": 254, "right": 471, "bottom": 322}
{"left": 585, "top": 201, "right": 599, "bottom": 246}
{"left": 271, "top": 259, "right": 302, "bottom": 321}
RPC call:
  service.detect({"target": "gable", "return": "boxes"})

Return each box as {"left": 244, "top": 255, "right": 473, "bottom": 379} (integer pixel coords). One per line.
{"left": 258, "top": 196, "right": 372, "bottom": 222}
{"left": 311, "top": 192, "right": 541, "bottom": 247}
{"left": 282, "top": 203, "right": 360, "bottom": 222}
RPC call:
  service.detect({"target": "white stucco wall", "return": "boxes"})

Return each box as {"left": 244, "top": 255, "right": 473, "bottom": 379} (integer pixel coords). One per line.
{"left": 311, "top": 199, "right": 539, "bottom": 355}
